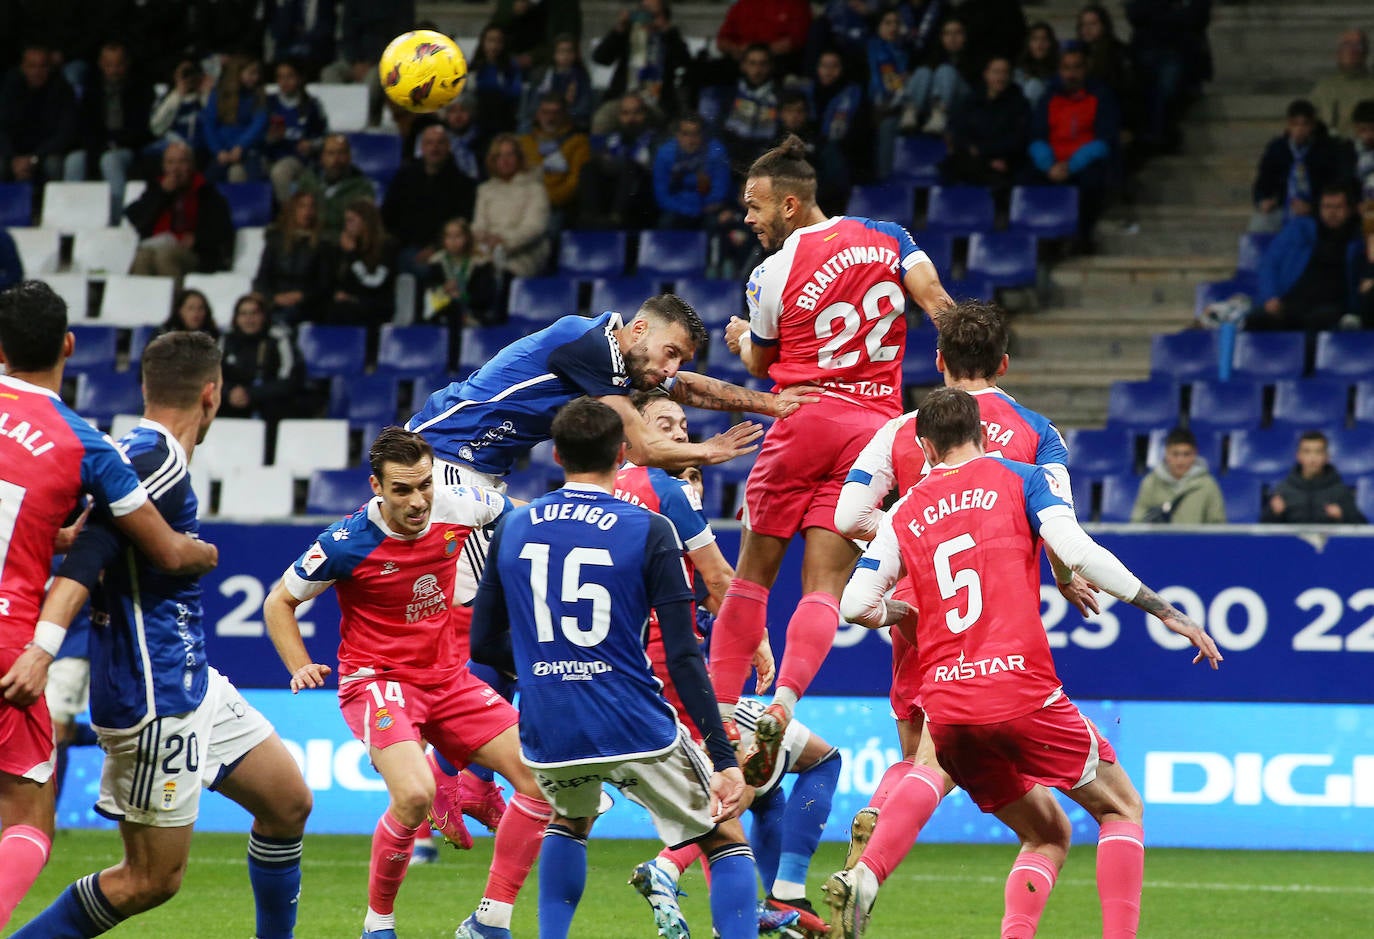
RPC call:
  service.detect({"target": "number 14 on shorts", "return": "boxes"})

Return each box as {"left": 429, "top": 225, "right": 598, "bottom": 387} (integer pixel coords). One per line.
{"left": 366, "top": 681, "right": 407, "bottom": 731}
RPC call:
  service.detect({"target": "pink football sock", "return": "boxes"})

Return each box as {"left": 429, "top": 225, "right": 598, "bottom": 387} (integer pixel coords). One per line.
{"left": 1001, "top": 851, "right": 1058, "bottom": 939}
{"left": 368, "top": 810, "right": 420, "bottom": 915}
{"left": 1097, "top": 821, "right": 1144, "bottom": 938}
{"left": 707, "top": 579, "right": 770, "bottom": 706}
{"left": 0, "top": 824, "right": 50, "bottom": 927}
{"left": 659, "top": 842, "right": 703, "bottom": 876}
{"left": 483, "top": 793, "right": 552, "bottom": 903}
{"left": 860, "top": 764, "right": 945, "bottom": 883}
{"left": 774, "top": 592, "right": 841, "bottom": 699}
{"left": 869, "top": 758, "right": 914, "bottom": 810}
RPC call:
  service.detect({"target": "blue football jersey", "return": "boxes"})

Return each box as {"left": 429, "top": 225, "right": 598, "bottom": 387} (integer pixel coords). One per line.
{"left": 480, "top": 483, "right": 694, "bottom": 767}
{"left": 60, "top": 420, "right": 207, "bottom": 729}
{"left": 408, "top": 312, "right": 633, "bottom": 475}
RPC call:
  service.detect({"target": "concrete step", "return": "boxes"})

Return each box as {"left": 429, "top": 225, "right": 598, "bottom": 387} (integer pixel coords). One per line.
{"left": 1189, "top": 94, "right": 1299, "bottom": 123}
{"left": 1050, "top": 255, "right": 1234, "bottom": 288}
{"left": 1094, "top": 221, "right": 1245, "bottom": 258}
{"left": 1181, "top": 119, "right": 1276, "bottom": 156}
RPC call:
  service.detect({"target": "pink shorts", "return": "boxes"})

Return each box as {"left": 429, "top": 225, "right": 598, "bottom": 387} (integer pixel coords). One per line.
{"left": 888, "top": 579, "right": 923, "bottom": 724}
{"left": 0, "top": 647, "right": 55, "bottom": 783}
{"left": 743, "top": 396, "right": 891, "bottom": 539}
{"left": 339, "top": 667, "right": 519, "bottom": 770}
{"left": 926, "top": 695, "right": 1117, "bottom": 814}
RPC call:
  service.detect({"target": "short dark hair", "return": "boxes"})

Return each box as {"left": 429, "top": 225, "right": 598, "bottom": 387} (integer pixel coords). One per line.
{"left": 1319, "top": 184, "right": 1352, "bottom": 203}
{"left": 141, "top": 331, "right": 221, "bottom": 408}
{"left": 537, "top": 91, "right": 566, "bottom": 110}
{"left": 0, "top": 280, "right": 69, "bottom": 372}
{"left": 1352, "top": 98, "right": 1374, "bottom": 125}
{"left": 1164, "top": 426, "right": 1197, "bottom": 449}
{"left": 937, "top": 300, "right": 1009, "bottom": 380}
{"left": 747, "top": 134, "right": 817, "bottom": 204}
{"left": 637, "top": 294, "right": 709, "bottom": 352}
{"left": 1287, "top": 98, "right": 1317, "bottom": 121}
{"left": 368, "top": 426, "right": 434, "bottom": 480}
{"left": 1299, "top": 429, "right": 1329, "bottom": 446}
{"left": 551, "top": 398, "right": 625, "bottom": 473}
{"left": 743, "top": 43, "right": 771, "bottom": 61}
{"left": 917, "top": 388, "right": 983, "bottom": 456}
{"left": 629, "top": 388, "right": 672, "bottom": 415}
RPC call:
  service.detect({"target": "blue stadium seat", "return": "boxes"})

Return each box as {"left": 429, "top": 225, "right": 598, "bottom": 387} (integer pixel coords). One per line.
{"left": 1357, "top": 477, "right": 1374, "bottom": 521}
{"left": 1193, "top": 278, "right": 1255, "bottom": 320}
{"left": 558, "top": 230, "right": 627, "bottom": 278}
{"left": 684, "top": 408, "right": 734, "bottom": 441}
{"left": 1008, "top": 186, "right": 1078, "bottom": 239}
{"left": 409, "top": 373, "right": 453, "bottom": 413}
{"left": 346, "top": 132, "right": 403, "bottom": 186}
{"left": 904, "top": 326, "right": 941, "bottom": 385}
{"left": 458, "top": 324, "right": 526, "bottom": 375}
{"left": 889, "top": 135, "right": 946, "bottom": 186}
{"left": 1270, "top": 379, "right": 1348, "bottom": 432}
{"left": 1314, "top": 331, "right": 1374, "bottom": 379}
{"left": 589, "top": 277, "right": 660, "bottom": 317}
{"left": 1326, "top": 428, "right": 1374, "bottom": 477}
{"left": 1146, "top": 428, "right": 1223, "bottom": 473}
{"left": 1071, "top": 474, "right": 1095, "bottom": 519}
{"left": 915, "top": 231, "right": 953, "bottom": 276}
{"left": 1188, "top": 380, "right": 1263, "bottom": 432}
{"left": 220, "top": 182, "right": 273, "bottom": 228}
{"left": 1356, "top": 381, "right": 1374, "bottom": 425}
{"left": 1065, "top": 428, "right": 1135, "bottom": 477}
{"left": 967, "top": 232, "right": 1037, "bottom": 288}
{"left": 0, "top": 182, "right": 32, "bottom": 227}
{"left": 675, "top": 279, "right": 742, "bottom": 332}
{"left": 1106, "top": 380, "right": 1181, "bottom": 432}
{"left": 637, "top": 230, "right": 708, "bottom": 278}
{"left": 503, "top": 468, "right": 554, "bottom": 503}
{"left": 296, "top": 324, "right": 367, "bottom": 379}
{"left": 1227, "top": 427, "right": 1300, "bottom": 476}
{"left": 67, "top": 325, "right": 119, "bottom": 375}
{"left": 1232, "top": 331, "right": 1306, "bottom": 382}
{"left": 698, "top": 470, "right": 728, "bottom": 519}
{"left": 75, "top": 371, "right": 142, "bottom": 425}
{"left": 330, "top": 374, "right": 400, "bottom": 426}
{"left": 924, "top": 185, "right": 994, "bottom": 236}
{"left": 1150, "top": 330, "right": 1219, "bottom": 383}
{"left": 1219, "top": 475, "right": 1263, "bottom": 523}
{"left": 1235, "top": 232, "right": 1274, "bottom": 278}
{"left": 126, "top": 324, "right": 157, "bottom": 370}
{"left": 709, "top": 349, "right": 755, "bottom": 386}
{"left": 1098, "top": 474, "right": 1143, "bottom": 523}
{"left": 508, "top": 276, "right": 579, "bottom": 321}
{"left": 941, "top": 276, "right": 995, "bottom": 302}
{"left": 376, "top": 324, "right": 449, "bottom": 377}
{"left": 306, "top": 469, "right": 374, "bottom": 515}
{"left": 846, "top": 183, "right": 916, "bottom": 227}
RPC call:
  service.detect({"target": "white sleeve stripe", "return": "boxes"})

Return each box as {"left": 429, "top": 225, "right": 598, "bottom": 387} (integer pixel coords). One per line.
{"left": 902, "top": 250, "right": 932, "bottom": 271}
{"left": 108, "top": 487, "right": 149, "bottom": 518}
{"left": 282, "top": 567, "right": 332, "bottom": 602}
{"left": 682, "top": 529, "right": 715, "bottom": 552}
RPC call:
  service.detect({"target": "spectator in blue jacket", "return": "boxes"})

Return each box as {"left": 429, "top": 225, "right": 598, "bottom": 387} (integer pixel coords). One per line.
{"left": 202, "top": 57, "right": 269, "bottom": 183}
{"left": 520, "top": 35, "right": 594, "bottom": 133}
{"left": 710, "top": 44, "right": 781, "bottom": 167}
{"left": 867, "top": 8, "right": 911, "bottom": 179}
{"left": 1248, "top": 186, "right": 1365, "bottom": 333}
{"left": 469, "top": 25, "right": 524, "bottom": 137}
{"left": 265, "top": 59, "right": 329, "bottom": 204}
{"left": 147, "top": 58, "right": 210, "bottom": 170}
{"left": 578, "top": 92, "right": 659, "bottom": 229}
{"left": 806, "top": 49, "right": 864, "bottom": 214}
{"left": 0, "top": 229, "right": 22, "bottom": 292}
{"left": 654, "top": 114, "right": 731, "bottom": 229}
{"left": 1025, "top": 46, "right": 1119, "bottom": 241}
{"left": 266, "top": 0, "right": 338, "bottom": 79}
{"left": 1249, "top": 99, "right": 1355, "bottom": 234}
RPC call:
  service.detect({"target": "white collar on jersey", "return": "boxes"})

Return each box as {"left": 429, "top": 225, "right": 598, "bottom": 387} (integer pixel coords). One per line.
{"left": 561, "top": 481, "right": 613, "bottom": 495}
{"left": 0, "top": 373, "right": 60, "bottom": 399}
{"left": 136, "top": 417, "right": 189, "bottom": 466}
{"left": 365, "top": 498, "right": 432, "bottom": 541}
{"left": 929, "top": 455, "right": 986, "bottom": 471}
{"left": 965, "top": 386, "right": 1014, "bottom": 400}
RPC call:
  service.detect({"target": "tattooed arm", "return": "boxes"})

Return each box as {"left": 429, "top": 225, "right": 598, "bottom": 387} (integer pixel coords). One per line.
{"left": 1039, "top": 514, "right": 1223, "bottom": 669}
{"left": 668, "top": 370, "right": 818, "bottom": 419}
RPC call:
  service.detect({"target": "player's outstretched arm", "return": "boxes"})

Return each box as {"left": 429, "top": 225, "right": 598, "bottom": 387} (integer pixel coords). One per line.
{"left": 839, "top": 514, "right": 907, "bottom": 629}
{"left": 113, "top": 500, "right": 218, "bottom": 575}
{"left": 903, "top": 261, "right": 955, "bottom": 325}
{"left": 668, "top": 369, "right": 819, "bottom": 420}
{"left": 603, "top": 392, "right": 762, "bottom": 473}
{"left": 724, "top": 315, "right": 777, "bottom": 378}
{"left": 1038, "top": 515, "right": 1223, "bottom": 669}
{"left": 0, "top": 574, "right": 96, "bottom": 706}
{"left": 263, "top": 581, "right": 333, "bottom": 692}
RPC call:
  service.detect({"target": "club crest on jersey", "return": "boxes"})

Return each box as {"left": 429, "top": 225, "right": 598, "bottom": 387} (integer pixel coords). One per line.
{"left": 444, "top": 530, "right": 459, "bottom": 557}
{"left": 374, "top": 707, "right": 394, "bottom": 731}
{"left": 161, "top": 781, "right": 176, "bottom": 809}
{"left": 301, "top": 541, "right": 327, "bottom": 575}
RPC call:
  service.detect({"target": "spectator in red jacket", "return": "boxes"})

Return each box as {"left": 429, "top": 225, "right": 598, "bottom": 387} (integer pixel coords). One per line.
{"left": 716, "top": 0, "right": 812, "bottom": 74}
{"left": 125, "top": 141, "right": 235, "bottom": 277}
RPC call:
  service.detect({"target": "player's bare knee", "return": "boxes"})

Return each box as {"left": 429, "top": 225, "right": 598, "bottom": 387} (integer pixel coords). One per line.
{"left": 389, "top": 777, "right": 435, "bottom": 826}
{"left": 262, "top": 783, "right": 313, "bottom": 835}
{"left": 126, "top": 866, "right": 185, "bottom": 911}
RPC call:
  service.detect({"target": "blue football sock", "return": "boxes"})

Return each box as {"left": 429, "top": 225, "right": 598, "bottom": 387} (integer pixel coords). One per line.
{"left": 777, "top": 749, "right": 841, "bottom": 888}
{"left": 705, "top": 844, "right": 757, "bottom": 939}
{"left": 537, "top": 824, "right": 587, "bottom": 939}
{"left": 247, "top": 832, "right": 302, "bottom": 939}
{"left": 12, "top": 874, "right": 123, "bottom": 937}
{"left": 747, "top": 786, "right": 786, "bottom": 888}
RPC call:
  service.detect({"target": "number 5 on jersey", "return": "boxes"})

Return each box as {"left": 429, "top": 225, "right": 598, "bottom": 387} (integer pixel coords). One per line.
{"left": 935, "top": 534, "right": 983, "bottom": 633}
{"left": 521, "top": 543, "right": 613, "bottom": 647}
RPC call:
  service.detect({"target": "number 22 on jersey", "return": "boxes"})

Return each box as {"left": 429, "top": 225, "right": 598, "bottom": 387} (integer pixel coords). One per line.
{"left": 814, "top": 281, "right": 904, "bottom": 369}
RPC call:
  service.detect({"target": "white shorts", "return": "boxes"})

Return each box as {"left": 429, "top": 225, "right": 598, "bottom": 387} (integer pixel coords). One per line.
{"left": 433, "top": 458, "right": 505, "bottom": 604}
{"left": 94, "top": 667, "right": 275, "bottom": 827}
{"left": 45, "top": 656, "right": 91, "bottom": 725}
{"left": 530, "top": 725, "right": 718, "bottom": 849}
{"left": 433, "top": 457, "right": 506, "bottom": 492}
{"left": 733, "top": 697, "right": 812, "bottom": 798}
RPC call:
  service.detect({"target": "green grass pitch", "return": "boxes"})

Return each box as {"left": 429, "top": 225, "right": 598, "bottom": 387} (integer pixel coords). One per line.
{"left": 3, "top": 832, "right": 1368, "bottom": 937}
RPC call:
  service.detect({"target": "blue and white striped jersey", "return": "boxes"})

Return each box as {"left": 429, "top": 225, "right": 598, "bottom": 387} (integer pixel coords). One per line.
{"left": 58, "top": 420, "right": 206, "bottom": 730}
{"left": 407, "top": 312, "right": 632, "bottom": 476}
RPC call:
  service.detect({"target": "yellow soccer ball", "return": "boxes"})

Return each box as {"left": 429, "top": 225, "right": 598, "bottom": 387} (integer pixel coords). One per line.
{"left": 378, "top": 30, "right": 468, "bottom": 113}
